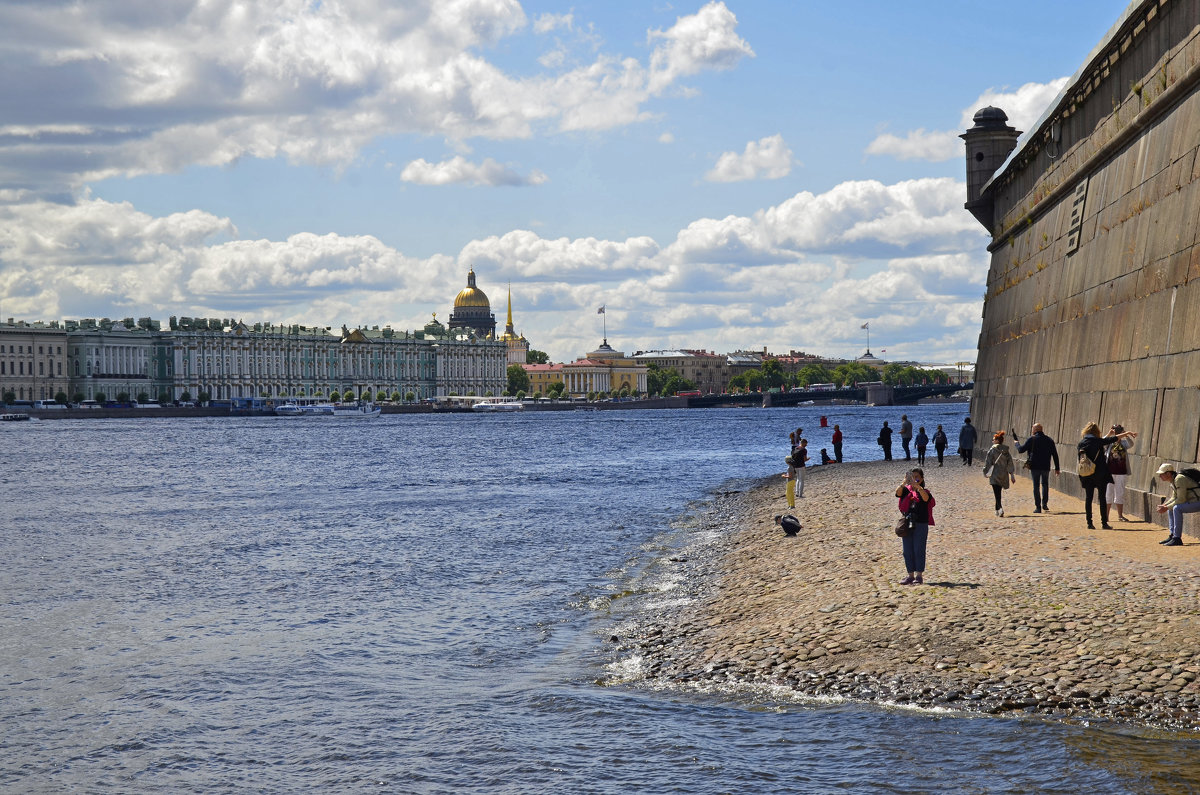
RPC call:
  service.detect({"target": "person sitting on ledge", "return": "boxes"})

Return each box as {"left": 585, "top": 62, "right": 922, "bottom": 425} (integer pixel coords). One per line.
{"left": 1155, "top": 462, "right": 1200, "bottom": 546}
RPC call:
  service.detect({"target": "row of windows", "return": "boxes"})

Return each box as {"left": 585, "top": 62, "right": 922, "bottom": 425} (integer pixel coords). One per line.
{"left": 1, "top": 360, "right": 62, "bottom": 376}
{"left": 3, "top": 345, "right": 63, "bottom": 355}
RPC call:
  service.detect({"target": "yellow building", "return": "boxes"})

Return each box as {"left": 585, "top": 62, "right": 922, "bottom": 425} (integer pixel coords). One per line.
{"left": 522, "top": 362, "right": 563, "bottom": 395}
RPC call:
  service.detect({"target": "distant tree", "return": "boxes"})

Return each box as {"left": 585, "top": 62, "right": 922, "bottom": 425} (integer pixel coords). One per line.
{"left": 1, "top": 390, "right": 14, "bottom": 405}
{"left": 391, "top": 391, "right": 402, "bottom": 402}
{"left": 157, "top": 391, "right": 172, "bottom": 404}
{"left": 796, "top": 364, "right": 834, "bottom": 387}
{"left": 72, "top": 392, "right": 85, "bottom": 404}
{"left": 832, "top": 362, "right": 879, "bottom": 387}
{"left": 54, "top": 391, "right": 69, "bottom": 404}
{"left": 730, "top": 369, "right": 763, "bottom": 392}
{"left": 526, "top": 349, "right": 550, "bottom": 364}
{"left": 760, "top": 358, "right": 786, "bottom": 389}
{"left": 117, "top": 392, "right": 130, "bottom": 404}
{"left": 507, "top": 364, "right": 530, "bottom": 396}
{"left": 405, "top": 391, "right": 416, "bottom": 402}
{"left": 645, "top": 363, "right": 665, "bottom": 396}
{"left": 546, "top": 382, "right": 566, "bottom": 399}
{"left": 136, "top": 392, "right": 150, "bottom": 403}
{"left": 95, "top": 392, "right": 107, "bottom": 404}
{"left": 619, "top": 385, "right": 631, "bottom": 397}
{"left": 197, "top": 391, "right": 210, "bottom": 404}
{"left": 516, "top": 390, "right": 526, "bottom": 400}
{"left": 661, "top": 373, "right": 697, "bottom": 396}
{"left": 180, "top": 391, "right": 192, "bottom": 402}
{"left": 342, "top": 389, "right": 355, "bottom": 401}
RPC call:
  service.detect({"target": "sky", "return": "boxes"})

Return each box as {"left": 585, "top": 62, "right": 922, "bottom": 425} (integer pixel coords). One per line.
{"left": 0, "top": 0, "right": 1133, "bottom": 365}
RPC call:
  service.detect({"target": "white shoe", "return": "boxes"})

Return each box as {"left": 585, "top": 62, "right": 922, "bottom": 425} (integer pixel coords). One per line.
{"left": 996, "top": 508, "right": 1004, "bottom": 517}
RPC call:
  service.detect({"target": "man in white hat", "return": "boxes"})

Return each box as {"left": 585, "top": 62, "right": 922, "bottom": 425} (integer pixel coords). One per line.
{"left": 1154, "top": 463, "right": 1200, "bottom": 546}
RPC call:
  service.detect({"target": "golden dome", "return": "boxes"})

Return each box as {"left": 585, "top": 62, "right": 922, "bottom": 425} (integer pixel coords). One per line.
{"left": 454, "top": 268, "right": 491, "bottom": 308}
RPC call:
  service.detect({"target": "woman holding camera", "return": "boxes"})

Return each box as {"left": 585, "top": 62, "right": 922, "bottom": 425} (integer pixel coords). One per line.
{"left": 894, "top": 468, "right": 935, "bottom": 585}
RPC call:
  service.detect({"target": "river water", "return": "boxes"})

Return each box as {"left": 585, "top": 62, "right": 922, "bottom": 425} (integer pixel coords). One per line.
{"left": 2, "top": 405, "right": 1197, "bottom": 793}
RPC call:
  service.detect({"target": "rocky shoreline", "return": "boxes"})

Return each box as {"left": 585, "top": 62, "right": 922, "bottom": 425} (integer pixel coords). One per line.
{"left": 618, "top": 460, "right": 1200, "bottom": 731}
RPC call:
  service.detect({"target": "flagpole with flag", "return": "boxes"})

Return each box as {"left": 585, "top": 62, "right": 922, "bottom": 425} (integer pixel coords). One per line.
{"left": 597, "top": 305, "right": 606, "bottom": 342}
{"left": 861, "top": 322, "right": 870, "bottom": 354}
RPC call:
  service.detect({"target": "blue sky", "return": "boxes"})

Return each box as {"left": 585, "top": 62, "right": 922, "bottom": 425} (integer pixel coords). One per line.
{"left": 0, "top": 0, "right": 1131, "bottom": 363}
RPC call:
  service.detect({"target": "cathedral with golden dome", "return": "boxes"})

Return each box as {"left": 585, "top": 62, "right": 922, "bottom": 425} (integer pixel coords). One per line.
{"left": 448, "top": 269, "right": 496, "bottom": 339}
{"left": 448, "top": 268, "right": 528, "bottom": 366}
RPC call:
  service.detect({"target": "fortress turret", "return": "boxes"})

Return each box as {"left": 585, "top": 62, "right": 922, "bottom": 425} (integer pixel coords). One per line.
{"left": 960, "top": 106, "right": 1021, "bottom": 233}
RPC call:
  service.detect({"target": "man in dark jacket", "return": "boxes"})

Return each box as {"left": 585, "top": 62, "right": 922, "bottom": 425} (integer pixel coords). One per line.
{"left": 1014, "top": 422, "right": 1061, "bottom": 513}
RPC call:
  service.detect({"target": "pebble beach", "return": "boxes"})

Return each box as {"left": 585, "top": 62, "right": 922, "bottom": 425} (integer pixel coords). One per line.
{"left": 626, "top": 458, "right": 1200, "bottom": 731}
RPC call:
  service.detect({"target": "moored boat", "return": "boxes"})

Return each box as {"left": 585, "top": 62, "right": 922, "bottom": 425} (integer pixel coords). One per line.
{"left": 1, "top": 412, "right": 30, "bottom": 421}
{"left": 331, "top": 402, "right": 382, "bottom": 418}
{"left": 471, "top": 398, "right": 523, "bottom": 412}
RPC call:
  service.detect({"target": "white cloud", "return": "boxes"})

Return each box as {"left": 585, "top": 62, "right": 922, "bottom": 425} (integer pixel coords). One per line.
{"left": 705, "top": 134, "right": 793, "bottom": 182}
{"left": 534, "top": 12, "right": 574, "bottom": 34}
{"left": 659, "top": 132, "right": 675, "bottom": 144}
{"left": 0, "top": 0, "right": 753, "bottom": 195}
{"left": 647, "top": 2, "right": 755, "bottom": 94}
{"left": 400, "top": 156, "right": 548, "bottom": 186}
{"left": 865, "top": 78, "right": 1071, "bottom": 162}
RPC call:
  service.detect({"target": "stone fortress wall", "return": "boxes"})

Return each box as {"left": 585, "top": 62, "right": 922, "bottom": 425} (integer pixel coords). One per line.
{"left": 966, "top": 0, "right": 1200, "bottom": 525}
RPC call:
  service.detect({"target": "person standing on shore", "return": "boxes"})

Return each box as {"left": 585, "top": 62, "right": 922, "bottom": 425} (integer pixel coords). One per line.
{"left": 915, "top": 426, "right": 928, "bottom": 466}
{"left": 959, "top": 417, "right": 978, "bottom": 466}
{"left": 1013, "top": 422, "right": 1060, "bottom": 514}
{"left": 1077, "top": 422, "right": 1137, "bottom": 530}
{"left": 895, "top": 467, "right": 935, "bottom": 585}
{"left": 983, "top": 431, "right": 1016, "bottom": 517}
{"left": 1105, "top": 424, "right": 1134, "bottom": 521}
{"left": 1154, "top": 463, "right": 1200, "bottom": 546}
{"left": 831, "top": 424, "right": 843, "bottom": 463}
{"left": 900, "top": 414, "right": 913, "bottom": 460}
{"left": 932, "top": 424, "right": 948, "bottom": 467}
{"left": 878, "top": 421, "right": 893, "bottom": 461}
{"left": 792, "top": 438, "right": 809, "bottom": 498}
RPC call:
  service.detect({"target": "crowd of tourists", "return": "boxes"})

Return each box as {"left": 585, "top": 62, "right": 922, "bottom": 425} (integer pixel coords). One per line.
{"left": 777, "top": 415, "right": 1198, "bottom": 587}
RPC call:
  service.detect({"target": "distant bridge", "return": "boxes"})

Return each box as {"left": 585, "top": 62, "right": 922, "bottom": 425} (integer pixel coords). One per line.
{"left": 686, "top": 382, "right": 972, "bottom": 408}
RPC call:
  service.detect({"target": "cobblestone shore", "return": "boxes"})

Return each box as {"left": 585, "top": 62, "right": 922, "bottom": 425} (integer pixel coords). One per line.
{"left": 627, "top": 459, "right": 1200, "bottom": 730}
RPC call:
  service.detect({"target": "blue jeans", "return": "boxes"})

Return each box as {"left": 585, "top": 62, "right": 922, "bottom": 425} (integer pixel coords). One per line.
{"left": 1031, "top": 469, "right": 1050, "bottom": 509}
{"left": 1168, "top": 502, "right": 1200, "bottom": 538}
{"left": 903, "top": 522, "right": 929, "bottom": 573}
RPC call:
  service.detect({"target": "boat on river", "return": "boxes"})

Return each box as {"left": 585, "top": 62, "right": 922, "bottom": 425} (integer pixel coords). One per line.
{"left": 274, "top": 402, "right": 335, "bottom": 417}
{"left": 471, "top": 398, "right": 523, "bottom": 412}
{"left": 1, "top": 412, "right": 30, "bottom": 421}
{"left": 331, "top": 402, "right": 382, "bottom": 418}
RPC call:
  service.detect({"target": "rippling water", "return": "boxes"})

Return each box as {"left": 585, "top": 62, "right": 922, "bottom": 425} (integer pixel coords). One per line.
{"left": 2, "top": 406, "right": 1198, "bottom": 793}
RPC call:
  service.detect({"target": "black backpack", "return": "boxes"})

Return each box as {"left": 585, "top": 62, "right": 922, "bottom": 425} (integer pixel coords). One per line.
{"left": 1181, "top": 467, "right": 1200, "bottom": 484}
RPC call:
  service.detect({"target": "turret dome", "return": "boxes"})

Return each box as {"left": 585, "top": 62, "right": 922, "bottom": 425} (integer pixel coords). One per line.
{"left": 454, "top": 269, "right": 491, "bottom": 309}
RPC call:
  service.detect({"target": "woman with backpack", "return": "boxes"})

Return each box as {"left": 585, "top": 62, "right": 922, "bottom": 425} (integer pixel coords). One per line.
{"left": 1077, "top": 422, "right": 1138, "bottom": 529}
{"left": 1105, "top": 423, "right": 1135, "bottom": 522}
{"left": 982, "top": 431, "right": 1016, "bottom": 517}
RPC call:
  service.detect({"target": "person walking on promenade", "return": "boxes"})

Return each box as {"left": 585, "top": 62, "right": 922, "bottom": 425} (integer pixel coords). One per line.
{"left": 1106, "top": 424, "right": 1135, "bottom": 521}
{"left": 983, "top": 431, "right": 1016, "bottom": 517}
{"left": 932, "top": 424, "right": 948, "bottom": 467}
{"left": 959, "top": 417, "right": 978, "bottom": 466}
{"left": 900, "top": 414, "right": 913, "bottom": 460}
{"left": 1014, "top": 422, "right": 1060, "bottom": 513}
{"left": 831, "top": 424, "right": 843, "bottom": 463}
{"left": 1077, "top": 422, "right": 1137, "bottom": 530}
{"left": 878, "top": 421, "right": 893, "bottom": 461}
{"left": 915, "top": 426, "right": 928, "bottom": 466}
{"left": 1154, "top": 463, "right": 1200, "bottom": 546}
{"left": 895, "top": 467, "right": 935, "bottom": 585}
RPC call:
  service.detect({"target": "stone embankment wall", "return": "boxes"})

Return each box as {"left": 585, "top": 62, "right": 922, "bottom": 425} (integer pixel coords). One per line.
{"left": 970, "top": 0, "right": 1200, "bottom": 528}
